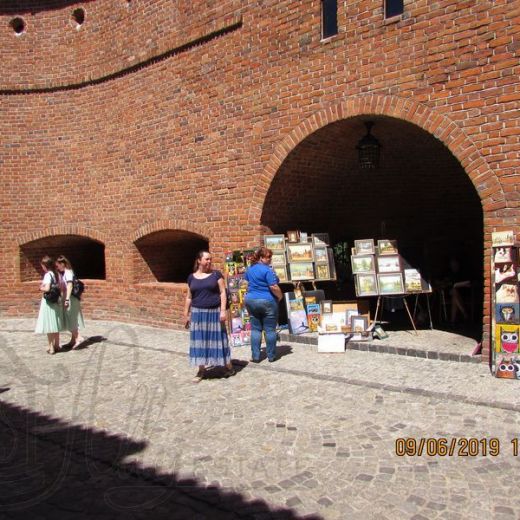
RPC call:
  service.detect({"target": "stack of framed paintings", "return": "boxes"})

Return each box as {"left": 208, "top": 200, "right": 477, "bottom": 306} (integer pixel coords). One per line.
{"left": 352, "top": 238, "right": 430, "bottom": 297}
{"left": 225, "top": 251, "right": 251, "bottom": 347}
{"left": 263, "top": 232, "right": 336, "bottom": 283}
{"left": 490, "top": 231, "right": 520, "bottom": 379}
{"left": 284, "top": 289, "right": 325, "bottom": 335}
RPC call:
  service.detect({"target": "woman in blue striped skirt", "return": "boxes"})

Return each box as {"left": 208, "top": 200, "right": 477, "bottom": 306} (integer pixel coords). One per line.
{"left": 183, "top": 251, "right": 234, "bottom": 382}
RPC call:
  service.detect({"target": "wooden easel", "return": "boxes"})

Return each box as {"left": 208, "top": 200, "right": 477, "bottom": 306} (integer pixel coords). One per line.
{"left": 374, "top": 294, "right": 418, "bottom": 335}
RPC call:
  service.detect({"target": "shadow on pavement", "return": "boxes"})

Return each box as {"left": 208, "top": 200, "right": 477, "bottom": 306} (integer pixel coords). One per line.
{"left": 236, "top": 345, "right": 294, "bottom": 365}
{"left": 60, "top": 336, "right": 107, "bottom": 353}
{"left": 0, "top": 400, "right": 318, "bottom": 519}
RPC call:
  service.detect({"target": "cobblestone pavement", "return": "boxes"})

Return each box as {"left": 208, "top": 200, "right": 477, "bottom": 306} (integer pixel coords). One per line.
{"left": 1, "top": 318, "right": 519, "bottom": 520}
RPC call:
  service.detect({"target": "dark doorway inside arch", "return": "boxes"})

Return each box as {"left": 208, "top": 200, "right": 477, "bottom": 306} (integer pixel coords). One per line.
{"left": 134, "top": 230, "right": 209, "bottom": 283}
{"left": 261, "top": 116, "right": 484, "bottom": 335}
{"left": 20, "top": 235, "right": 106, "bottom": 281}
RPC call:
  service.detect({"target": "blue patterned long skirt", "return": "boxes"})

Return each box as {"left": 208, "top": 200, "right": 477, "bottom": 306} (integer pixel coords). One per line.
{"left": 189, "top": 306, "right": 231, "bottom": 367}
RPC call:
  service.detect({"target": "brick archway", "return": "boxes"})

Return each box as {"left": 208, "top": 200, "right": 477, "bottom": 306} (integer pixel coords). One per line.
{"left": 17, "top": 226, "right": 107, "bottom": 247}
{"left": 17, "top": 227, "right": 107, "bottom": 282}
{"left": 250, "top": 94, "right": 505, "bottom": 223}
{"left": 132, "top": 220, "right": 209, "bottom": 243}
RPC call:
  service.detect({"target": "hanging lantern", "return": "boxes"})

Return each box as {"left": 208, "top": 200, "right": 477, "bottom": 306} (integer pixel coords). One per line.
{"left": 356, "top": 121, "right": 381, "bottom": 169}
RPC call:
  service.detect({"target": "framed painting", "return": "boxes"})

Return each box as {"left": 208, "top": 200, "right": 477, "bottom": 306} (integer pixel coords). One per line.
{"left": 351, "top": 315, "right": 368, "bottom": 333}
{"left": 287, "top": 243, "right": 314, "bottom": 262}
{"left": 264, "top": 234, "right": 286, "bottom": 251}
{"left": 404, "top": 269, "right": 422, "bottom": 292}
{"left": 273, "top": 265, "right": 288, "bottom": 282}
{"left": 312, "top": 233, "right": 330, "bottom": 246}
{"left": 287, "top": 230, "right": 301, "bottom": 243}
{"left": 377, "top": 273, "right": 405, "bottom": 295}
{"left": 315, "top": 263, "right": 330, "bottom": 280}
{"left": 495, "top": 324, "right": 520, "bottom": 353}
{"left": 495, "top": 263, "right": 516, "bottom": 284}
{"left": 351, "top": 254, "right": 376, "bottom": 274}
{"left": 289, "top": 262, "right": 314, "bottom": 281}
{"left": 355, "top": 273, "right": 379, "bottom": 297}
{"left": 345, "top": 309, "right": 359, "bottom": 325}
{"left": 373, "top": 324, "right": 389, "bottom": 339}
{"left": 496, "top": 283, "right": 519, "bottom": 304}
{"left": 492, "top": 230, "right": 515, "bottom": 248}
{"left": 288, "top": 309, "right": 309, "bottom": 335}
{"left": 320, "top": 312, "right": 345, "bottom": 333}
{"left": 494, "top": 246, "right": 514, "bottom": 264}
{"left": 354, "top": 239, "right": 375, "bottom": 255}
{"left": 321, "top": 300, "right": 333, "bottom": 314}
{"left": 271, "top": 252, "right": 287, "bottom": 266}
{"left": 377, "top": 239, "right": 398, "bottom": 255}
{"left": 376, "top": 254, "right": 401, "bottom": 273}
{"left": 327, "top": 248, "right": 337, "bottom": 280}
{"left": 313, "top": 246, "right": 328, "bottom": 264}
{"left": 496, "top": 303, "right": 519, "bottom": 324}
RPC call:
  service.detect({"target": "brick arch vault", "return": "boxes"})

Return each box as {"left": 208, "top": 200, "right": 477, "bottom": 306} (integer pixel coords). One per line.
{"left": 251, "top": 95, "right": 505, "bottom": 220}
{"left": 249, "top": 94, "right": 505, "bottom": 350}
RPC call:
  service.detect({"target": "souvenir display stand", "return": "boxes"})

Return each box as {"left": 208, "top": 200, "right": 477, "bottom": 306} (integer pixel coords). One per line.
{"left": 263, "top": 231, "right": 337, "bottom": 337}
{"left": 490, "top": 231, "right": 520, "bottom": 379}
{"left": 351, "top": 238, "right": 433, "bottom": 335}
{"left": 263, "top": 231, "right": 336, "bottom": 284}
{"left": 224, "top": 250, "right": 254, "bottom": 347}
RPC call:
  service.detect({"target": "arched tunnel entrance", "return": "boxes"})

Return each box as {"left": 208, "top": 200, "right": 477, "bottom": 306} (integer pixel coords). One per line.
{"left": 261, "top": 116, "right": 484, "bottom": 336}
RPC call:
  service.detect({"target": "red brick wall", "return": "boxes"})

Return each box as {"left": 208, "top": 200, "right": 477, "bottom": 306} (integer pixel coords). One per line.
{"left": 0, "top": 1, "right": 518, "bottom": 358}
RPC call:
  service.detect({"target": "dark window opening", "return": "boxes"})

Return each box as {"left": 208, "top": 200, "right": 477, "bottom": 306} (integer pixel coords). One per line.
{"left": 134, "top": 230, "right": 209, "bottom": 283}
{"left": 10, "top": 17, "right": 25, "bottom": 35}
{"left": 72, "top": 8, "right": 85, "bottom": 26}
{"left": 385, "top": 0, "right": 404, "bottom": 18}
{"left": 20, "top": 235, "right": 106, "bottom": 282}
{"left": 321, "top": 0, "right": 337, "bottom": 39}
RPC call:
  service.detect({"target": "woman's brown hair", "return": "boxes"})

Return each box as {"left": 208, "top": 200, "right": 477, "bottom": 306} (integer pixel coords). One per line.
{"left": 251, "top": 247, "right": 273, "bottom": 265}
{"left": 41, "top": 255, "right": 59, "bottom": 280}
{"left": 193, "top": 250, "right": 211, "bottom": 272}
{"left": 56, "top": 255, "right": 73, "bottom": 270}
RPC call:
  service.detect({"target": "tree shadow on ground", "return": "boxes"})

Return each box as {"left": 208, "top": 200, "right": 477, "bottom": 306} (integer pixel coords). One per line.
{"left": 0, "top": 400, "right": 320, "bottom": 519}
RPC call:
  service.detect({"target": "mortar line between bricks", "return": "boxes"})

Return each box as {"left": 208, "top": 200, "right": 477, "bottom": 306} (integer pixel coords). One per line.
{"left": 101, "top": 339, "right": 518, "bottom": 414}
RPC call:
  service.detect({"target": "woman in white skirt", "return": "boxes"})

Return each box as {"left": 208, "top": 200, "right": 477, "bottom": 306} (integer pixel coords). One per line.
{"left": 35, "top": 255, "right": 64, "bottom": 354}
{"left": 56, "top": 255, "right": 85, "bottom": 349}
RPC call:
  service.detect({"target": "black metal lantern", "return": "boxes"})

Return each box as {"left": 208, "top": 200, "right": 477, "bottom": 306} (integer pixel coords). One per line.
{"left": 356, "top": 121, "right": 381, "bottom": 169}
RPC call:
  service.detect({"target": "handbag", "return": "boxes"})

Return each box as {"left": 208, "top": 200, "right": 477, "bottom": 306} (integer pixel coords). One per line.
{"left": 43, "top": 273, "right": 60, "bottom": 303}
{"left": 71, "top": 276, "right": 85, "bottom": 300}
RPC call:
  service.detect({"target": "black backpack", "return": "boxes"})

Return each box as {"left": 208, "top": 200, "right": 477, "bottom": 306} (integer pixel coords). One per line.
{"left": 71, "top": 276, "right": 85, "bottom": 300}
{"left": 43, "top": 273, "right": 61, "bottom": 303}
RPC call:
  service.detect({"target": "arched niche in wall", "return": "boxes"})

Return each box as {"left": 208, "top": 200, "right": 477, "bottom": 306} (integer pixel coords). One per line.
{"left": 20, "top": 234, "right": 106, "bottom": 282}
{"left": 134, "top": 230, "right": 209, "bottom": 283}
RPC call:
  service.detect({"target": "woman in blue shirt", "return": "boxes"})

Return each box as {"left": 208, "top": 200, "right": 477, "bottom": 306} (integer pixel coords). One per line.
{"left": 244, "top": 247, "right": 283, "bottom": 363}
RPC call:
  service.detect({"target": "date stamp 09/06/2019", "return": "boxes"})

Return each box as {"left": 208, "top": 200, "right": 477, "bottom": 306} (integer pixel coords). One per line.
{"left": 395, "top": 438, "right": 520, "bottom": 457}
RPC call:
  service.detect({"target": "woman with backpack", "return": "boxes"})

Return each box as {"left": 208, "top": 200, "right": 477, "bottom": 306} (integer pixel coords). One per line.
{"left": 35, "top": 255, "right": 64, "bottom": 354}
{"left": 56, "top": 255, "right": 85, "bottom": 349}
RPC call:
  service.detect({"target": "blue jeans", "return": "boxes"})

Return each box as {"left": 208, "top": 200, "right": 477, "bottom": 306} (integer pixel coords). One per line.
{"left": 245, "top": 297, "right": 278, "bottom": 361}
